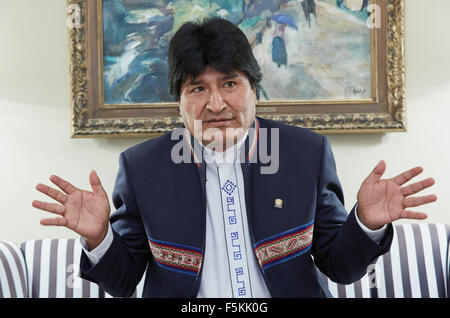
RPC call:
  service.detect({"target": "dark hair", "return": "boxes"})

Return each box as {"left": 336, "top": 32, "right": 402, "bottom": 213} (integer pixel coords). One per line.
{"left": 168, "top": 17, "right": 262, "bottom": 101}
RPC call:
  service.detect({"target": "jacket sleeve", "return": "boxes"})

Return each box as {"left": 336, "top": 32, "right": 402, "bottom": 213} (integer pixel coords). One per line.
{"left": 311, "top": 136, "right": 393, "bottom": 284}
{"left": 79, "top": 152, "right": 150, "bottom": 297}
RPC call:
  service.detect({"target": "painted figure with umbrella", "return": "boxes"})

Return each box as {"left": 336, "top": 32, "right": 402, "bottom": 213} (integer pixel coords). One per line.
{"left": 269, "top": 14, "right": 298, "bottom": 68}
{"left": 301, "top": 0, "right": 317, "bottom": 28}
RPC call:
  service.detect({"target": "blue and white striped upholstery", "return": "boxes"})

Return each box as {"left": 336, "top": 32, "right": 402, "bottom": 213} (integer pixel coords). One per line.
{"left": 321, "top": 223, "right": 450, "bottom": 298}
{"left": 19, "top": 239, "right": 145, "bottom": 298}
{"left": 1, "top": 223, "right": 449, "bottom": 298}
{"left": 0, "top": 241, "right": 27, "bottom": 298}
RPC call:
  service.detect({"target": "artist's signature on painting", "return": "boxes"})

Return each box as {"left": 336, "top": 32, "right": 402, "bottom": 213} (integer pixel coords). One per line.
{"left": 353, "top": 88, "right": 367, "bottom": 95}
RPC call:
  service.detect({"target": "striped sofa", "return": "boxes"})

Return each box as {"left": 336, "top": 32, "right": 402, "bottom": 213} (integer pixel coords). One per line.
{"left": 321, "top": 223, "right": 450, "bottom": 298}
{"left": 0, "top": 223, "right": 449, "bottom": 298}
{"left": 0, "top": 238, "right": 145, "bottom": 298}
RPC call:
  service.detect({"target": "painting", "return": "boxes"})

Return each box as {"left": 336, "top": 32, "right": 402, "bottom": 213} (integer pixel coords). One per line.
{"left": 68, "top": 0, "right": 406, "bottom": 137}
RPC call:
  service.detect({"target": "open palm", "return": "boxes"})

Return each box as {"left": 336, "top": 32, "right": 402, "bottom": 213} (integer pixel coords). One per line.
{"left": 357, "top": 161, "right": 437, "bottom": 230}
{"left": 32, "top": 171, "right": 110, "bottom": 244}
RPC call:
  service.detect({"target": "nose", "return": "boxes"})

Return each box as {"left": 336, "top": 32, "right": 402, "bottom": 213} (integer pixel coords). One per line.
{"left": 205, "top": 88, "right": 226, "bottom": 113}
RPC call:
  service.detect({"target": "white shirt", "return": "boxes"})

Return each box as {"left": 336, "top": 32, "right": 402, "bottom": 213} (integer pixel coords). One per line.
{"left": 196, "top": 131, "right": 271, "bottom": 297}
{"left": 80, "top": 131, "right": 387, "bottom": 297}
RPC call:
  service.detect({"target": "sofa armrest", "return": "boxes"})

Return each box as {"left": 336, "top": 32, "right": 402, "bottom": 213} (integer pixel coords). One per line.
{"left": 0, "top": 241, "right": 27, "bottom": 298}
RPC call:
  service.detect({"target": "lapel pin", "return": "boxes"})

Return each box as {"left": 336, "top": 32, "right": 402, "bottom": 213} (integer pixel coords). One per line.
{"left": 274, "top": 198, "right": 283, "bottom": 209}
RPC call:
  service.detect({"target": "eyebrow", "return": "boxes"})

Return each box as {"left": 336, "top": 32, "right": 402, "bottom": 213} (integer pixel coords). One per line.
{"left": 187, "top": 72, "right": 239, "bottom": 86}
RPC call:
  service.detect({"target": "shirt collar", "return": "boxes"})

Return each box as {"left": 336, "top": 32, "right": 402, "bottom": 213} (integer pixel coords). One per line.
{"left": 202, "top": 130, "right": 249, "bottom": 165}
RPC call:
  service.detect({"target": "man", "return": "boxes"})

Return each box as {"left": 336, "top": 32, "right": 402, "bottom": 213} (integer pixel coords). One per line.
{"left": 33, "top": 18, "right": 436, "bottom": 298}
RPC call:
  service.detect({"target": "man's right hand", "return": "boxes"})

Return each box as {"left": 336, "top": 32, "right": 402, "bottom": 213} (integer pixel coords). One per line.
{"left": 32, "top": 170, "right": 111, "bottom": 251}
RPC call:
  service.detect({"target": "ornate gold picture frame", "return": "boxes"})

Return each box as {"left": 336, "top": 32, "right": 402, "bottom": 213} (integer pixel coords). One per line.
{"left": 68, "top": 0, "right": 405, "bottom": 137}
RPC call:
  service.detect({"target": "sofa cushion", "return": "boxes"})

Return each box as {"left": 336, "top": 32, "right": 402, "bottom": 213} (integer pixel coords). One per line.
{"left": 20, "top": 238, "right": 109, "bottom": 298}
{"left": 321, "top": 223, "right": 450, "bottom": 298}
{"left": 0, "top": 241, "right": 27, "bottom": 298}
{"left": 19, "top": 238, "right": 146, "bottom": 298}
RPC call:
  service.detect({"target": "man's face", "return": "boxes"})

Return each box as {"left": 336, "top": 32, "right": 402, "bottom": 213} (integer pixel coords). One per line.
{"left": 179, "top": 65, "right": 257, "bottom": 151}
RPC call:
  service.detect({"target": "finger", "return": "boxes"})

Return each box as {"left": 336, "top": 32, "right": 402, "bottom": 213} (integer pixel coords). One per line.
{"left": 89, "top": 170, "right": 105, "bottom": 195}
{"left": 49, "top": 175, "right": 77, "bottom": 195}
{"left": 403, "top": 194, "right": 437, "bottom": 208}
{"left": 35, "top": 183, "right": 68, "bottom": 204}
{"left": 40, "top": 217, "right": 68, "bottom": 227}
{"left": 399, "top": 210, "right": 428, "bottom": 220}
{"left": 32, "top": 200, "right": 65, "bottom": 216}
{"left": 393, "top": 166, "right": 423, "bottom": 186}
{"left": 400, "top": 178, "right": 435, "bottom": 197}
{"left": 363, "top": 160, "right": 386, "bottom": 185}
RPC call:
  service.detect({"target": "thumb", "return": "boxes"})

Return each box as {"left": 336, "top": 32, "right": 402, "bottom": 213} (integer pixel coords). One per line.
{"left": 89, "top": 170, "right": 106, "bottom": 195}
{"left": 363, "top": 160, "right": 386, "bottom": 185}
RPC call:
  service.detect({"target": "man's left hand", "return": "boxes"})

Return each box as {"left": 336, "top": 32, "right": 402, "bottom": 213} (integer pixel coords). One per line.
{"left": 357, "top": 160, "right": 437, "bottom": 230}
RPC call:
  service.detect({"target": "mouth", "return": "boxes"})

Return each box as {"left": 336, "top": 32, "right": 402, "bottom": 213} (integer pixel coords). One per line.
{"left": 205, "top": 117, "right": 234, "bottom": 128}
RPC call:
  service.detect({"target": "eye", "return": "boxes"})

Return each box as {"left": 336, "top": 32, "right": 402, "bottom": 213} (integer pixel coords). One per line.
{"left": 224, "top": 81, "right": 236, "bottom": 88}
{"left": 192, "top": 86, "right": 204, "bottom": 93}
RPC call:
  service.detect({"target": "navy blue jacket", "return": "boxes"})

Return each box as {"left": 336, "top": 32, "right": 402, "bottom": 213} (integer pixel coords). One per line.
{"left": 80, "top": 117, "right": 393, "bottom": 298}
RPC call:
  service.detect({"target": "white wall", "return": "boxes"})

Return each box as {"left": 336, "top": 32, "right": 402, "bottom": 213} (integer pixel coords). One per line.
{"left": 0, "top": 0, "right": 449, "bottom": 244}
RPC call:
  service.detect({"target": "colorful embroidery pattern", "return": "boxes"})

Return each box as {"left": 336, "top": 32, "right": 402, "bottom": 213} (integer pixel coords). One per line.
{"left": 148, "top": 238, "right": 203, "bottom": 278}
{"left": 254, "top": 221, "right": 314, "bottom": 272}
